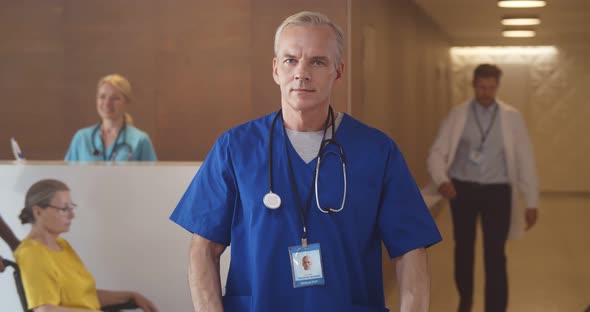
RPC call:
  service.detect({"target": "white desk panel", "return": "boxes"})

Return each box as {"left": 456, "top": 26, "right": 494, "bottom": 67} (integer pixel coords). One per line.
{"left": 0, "top": 161, "right": 231, "bottom": 312}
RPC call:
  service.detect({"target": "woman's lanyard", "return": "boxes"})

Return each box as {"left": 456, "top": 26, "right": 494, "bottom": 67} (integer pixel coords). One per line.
{"left": 281, "top": 107, "right": 334, "bottom": 248}
{"left": 472, "top": 102, "right": 498, "bottom": 152}
{"left": 98, "top": 124, "right": 126, "bottom": 161}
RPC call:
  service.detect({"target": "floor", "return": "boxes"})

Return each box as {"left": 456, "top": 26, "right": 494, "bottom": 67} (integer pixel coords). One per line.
{"left": 386, "top": 194, "right": 590, "bottom": 311}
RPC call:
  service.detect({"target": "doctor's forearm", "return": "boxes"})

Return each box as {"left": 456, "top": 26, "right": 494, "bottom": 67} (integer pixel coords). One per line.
{"left": 189, "top": 235, "right": 225, "bottom": 312}
{"left": 395, "top": 248, "right": 430, "bottom": 312}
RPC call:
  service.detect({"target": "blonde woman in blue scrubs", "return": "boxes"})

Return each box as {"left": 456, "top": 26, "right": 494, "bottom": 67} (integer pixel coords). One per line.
{"left": 65, "top": 74, "right": 157, "bottom": 161}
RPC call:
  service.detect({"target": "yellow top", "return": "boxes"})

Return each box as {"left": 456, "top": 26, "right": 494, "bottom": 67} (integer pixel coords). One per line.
{"left": 14, "top": 237, "right": 101, "bottom": 310}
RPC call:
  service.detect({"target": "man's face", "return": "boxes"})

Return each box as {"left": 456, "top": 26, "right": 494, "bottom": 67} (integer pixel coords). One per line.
{"left": 273, "top": 24, "right": 343, "bottom": 114}
{"left": 302, "top": 256, "right": 312, "bottom": 270}
{"left": 472, "top": 77, "right": 499, "bottom": 107}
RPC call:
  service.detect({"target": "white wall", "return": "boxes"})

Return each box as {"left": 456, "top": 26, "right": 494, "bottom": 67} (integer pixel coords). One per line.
{"left": 0, "top": 161, "right": 231, "bottom": 311}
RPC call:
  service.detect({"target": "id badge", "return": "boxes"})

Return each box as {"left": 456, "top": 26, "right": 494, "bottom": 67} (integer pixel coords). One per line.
{"left": 288, "top": 243, "right": 325, "bottom": 288}
{"left": 469, "top": 149, "right": 483, "bottom": 165}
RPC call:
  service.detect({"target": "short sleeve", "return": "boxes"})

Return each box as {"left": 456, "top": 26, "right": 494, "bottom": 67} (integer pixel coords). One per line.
{"left": 15, "top": 244, "right": 60, "bottom": 309}
{"left": 64, "top": 131, "right": 81, "bottom": 161}
{"left": 378, "top": 140, "right": 442, "bottom": 258}
{"left": 138, "top": 135, "right": 158, "bottom": 161}
{"left": 169, "top": 133, "right": 237, "bottom": 246}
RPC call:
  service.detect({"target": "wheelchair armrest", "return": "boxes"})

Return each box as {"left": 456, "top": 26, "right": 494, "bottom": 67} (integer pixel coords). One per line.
{"left": 3, "top": 259, "right": 138, "bottom": 312}
{"left": 101, "top": 299, "right": 139, "bottom": 312}
{"left": 2, "top": 258, "right": 18, "bottom": 270}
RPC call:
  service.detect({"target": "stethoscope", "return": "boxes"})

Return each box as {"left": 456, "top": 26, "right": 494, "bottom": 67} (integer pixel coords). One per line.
{"left": 263, "top": 107, "right": 347, "bottom": 214}
{"left": 91, "top": 122, "right": 133, "bottom": 161}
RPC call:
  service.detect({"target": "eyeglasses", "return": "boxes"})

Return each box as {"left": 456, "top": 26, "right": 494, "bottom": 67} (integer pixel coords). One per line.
{"left": 46, "top": 203, "right": 77, "bottom": 213}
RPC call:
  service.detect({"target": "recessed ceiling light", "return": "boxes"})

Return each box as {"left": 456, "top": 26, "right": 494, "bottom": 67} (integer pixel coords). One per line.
{"left": 451, "top": 46, "right": 557, "bottom": 56}
{"left": 498, "top": 0, "right": 546, "bottom": 8}
{"left": 502, "top": 29, "right": 536, "bottom": 37}
{"left": 502, "top": 17, "right": 541, "bottom": 26}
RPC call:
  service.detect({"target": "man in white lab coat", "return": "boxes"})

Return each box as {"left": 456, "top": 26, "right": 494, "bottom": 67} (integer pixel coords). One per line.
{"left": 427, "top": 64, "right": 539, "bottom": 312}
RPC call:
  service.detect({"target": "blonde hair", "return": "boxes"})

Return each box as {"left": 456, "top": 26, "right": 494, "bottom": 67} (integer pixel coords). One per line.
{"left": 97, "top": 74, "right": 134, "bottom": 125}
{"left": 124, "top": 113, "right": 134, "bottom": 125}
{"left": 19, "top": 179, "right": 70, "bottom": 224}
{"left": 97, "top": 74, "right": 133, "bottom": 103}
{"left": 274, "top": 11, "right": 344, "bottom": 66}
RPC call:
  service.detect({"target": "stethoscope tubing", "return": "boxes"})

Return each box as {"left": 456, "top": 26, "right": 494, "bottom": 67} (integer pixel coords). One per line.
{"left": 265, "top": 108, "right": 347, "bottom": 214}
{"left": 91, "top": 122, "right": 133, "bottom": 161}
{"left": 314, "top": 140, "right": 347, "bottom": 213}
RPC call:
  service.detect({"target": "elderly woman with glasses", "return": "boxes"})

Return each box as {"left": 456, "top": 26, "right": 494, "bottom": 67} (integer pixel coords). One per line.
{"left": 14, "top": 179, "right": 158, "bottom": 312}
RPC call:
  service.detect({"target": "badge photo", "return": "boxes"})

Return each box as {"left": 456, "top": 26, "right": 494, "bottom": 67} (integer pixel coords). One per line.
{"left": 288, "top": 243, "right": 325, "bottom": 288}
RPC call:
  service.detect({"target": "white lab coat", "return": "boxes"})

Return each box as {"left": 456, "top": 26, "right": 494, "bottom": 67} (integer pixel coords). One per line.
{"left": 425, "top": 100, "right": 539, "bottom": 239}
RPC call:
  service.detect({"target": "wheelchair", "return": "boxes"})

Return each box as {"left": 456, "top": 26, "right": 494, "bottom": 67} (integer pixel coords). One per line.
{"left": 2, "top": 259, "right": 138, "bottom": 312}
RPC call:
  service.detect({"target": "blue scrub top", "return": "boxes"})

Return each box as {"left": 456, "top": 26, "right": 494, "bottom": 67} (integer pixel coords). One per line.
{"left": 170, "top": 112, "right": 441, "bottom": 312}
{"left": 64, "top": 124, "right": 157, "bottom": 161}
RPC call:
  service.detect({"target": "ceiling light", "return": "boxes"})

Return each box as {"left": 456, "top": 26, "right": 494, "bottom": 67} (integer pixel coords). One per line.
{"left": 498, "top": 1, "right": 546, "bottom": 8}
{"left": 502, "top": 29, "right": 536, "bottom": 37}
{"left": 450, "top": 46, "right": 557, "bottom": 56}
{"left": 502, "top": 17, "right": 541, "bottom": 26}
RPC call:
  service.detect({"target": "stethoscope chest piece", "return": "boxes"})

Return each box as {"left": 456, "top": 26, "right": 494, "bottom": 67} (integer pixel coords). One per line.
{"left": 263, "top": 192, "right": 281, "bottom": 209}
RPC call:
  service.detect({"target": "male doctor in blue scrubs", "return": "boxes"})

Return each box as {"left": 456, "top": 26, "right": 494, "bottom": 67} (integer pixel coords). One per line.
{"left": 170, "top": 11, "right": 441, "bottom": 312}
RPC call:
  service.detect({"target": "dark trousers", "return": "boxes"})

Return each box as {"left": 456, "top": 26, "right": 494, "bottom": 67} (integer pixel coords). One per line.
{"left": 450, "top": 179, "right": 511, "bottom": 312}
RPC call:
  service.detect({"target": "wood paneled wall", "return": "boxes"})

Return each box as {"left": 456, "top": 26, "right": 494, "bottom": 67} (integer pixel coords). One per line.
{"left": 349, "top": 0, "right": 452, "bottom": 308}
{"left": 350, "top": 0, "right": 451, "bottom": 186}
{"left": 0, "top": 0, "right": 453, "bottom": 310}
{"left": 0, "top": 0, "right": 348, "bottom": 161}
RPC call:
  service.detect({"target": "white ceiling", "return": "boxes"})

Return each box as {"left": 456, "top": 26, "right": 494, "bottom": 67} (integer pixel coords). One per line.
{"left": 414, "top": 0, "right": 590, "bottom": 45}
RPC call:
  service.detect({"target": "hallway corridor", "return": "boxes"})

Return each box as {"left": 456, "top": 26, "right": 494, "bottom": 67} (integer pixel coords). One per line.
{"left": 428, "top": 194, "right": 590, "bottom": 311}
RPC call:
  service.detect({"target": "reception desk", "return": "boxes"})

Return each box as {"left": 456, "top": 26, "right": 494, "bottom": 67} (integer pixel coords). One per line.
{"left": 0, "top": 161, "right": 231, "bottom": 311}
{"left": 1, "top": 161, "right": 444, "bottom": 311}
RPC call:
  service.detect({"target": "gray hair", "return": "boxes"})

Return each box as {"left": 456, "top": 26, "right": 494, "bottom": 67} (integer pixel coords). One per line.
{"left": 19, "top": 179, "right": 69, "bottom": 224}
{"left": 274, "top": 11, "right": 344, "bottom": 66}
